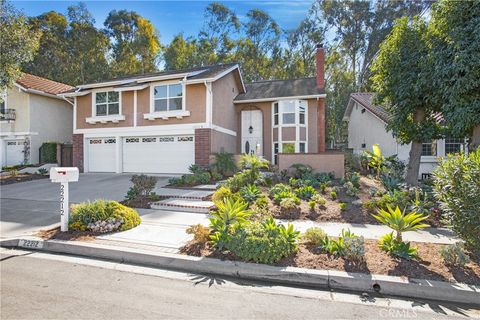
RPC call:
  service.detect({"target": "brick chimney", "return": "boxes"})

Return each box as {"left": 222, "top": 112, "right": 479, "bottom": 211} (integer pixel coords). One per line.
{"left": 316, "top": 44, "right": 325, "bottom": 89}
{"left": 316, "top": 44, "right": 326, "bottom": 153}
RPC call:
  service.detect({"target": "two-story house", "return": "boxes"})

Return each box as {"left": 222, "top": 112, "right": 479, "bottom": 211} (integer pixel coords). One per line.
{"left": 0, "top": 74, "right": 73, "bottom": 168}
{"left": 61, "top": 46, "right": 343, "bottom": 176}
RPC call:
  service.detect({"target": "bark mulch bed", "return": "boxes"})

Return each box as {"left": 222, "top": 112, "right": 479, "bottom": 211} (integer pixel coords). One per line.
{"left": 36, "top": 227, "right": 97, "bottom": 242}
{"left": 0, "top": 174, "right": 48, "bottom": 185}
{"left": 180, "top": 239, "right": 480, "bottom": 286}
{"left": 268, "top": 176, "right": 444, "bottom": 228}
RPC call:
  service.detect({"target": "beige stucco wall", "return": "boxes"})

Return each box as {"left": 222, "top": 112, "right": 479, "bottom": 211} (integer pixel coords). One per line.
{"left": 211, "top": 130, "right": 236, "bottom": 154}
{"left": 278, "top": 152, "right": 345, "bottom": 178}
{"left": 212, "top": 72, "right": 241, "bottom": 131}
{"left": 76, "top": 83, "right": 207, "bottom": 129}
{"left": 76, "top": 91, "right": 134, "bottom": 129}
{"left": 29, "top": 94, "right": 72, "bottom": 163}
{"left": 1, "top": 87, "right": 30, "bottom": 133}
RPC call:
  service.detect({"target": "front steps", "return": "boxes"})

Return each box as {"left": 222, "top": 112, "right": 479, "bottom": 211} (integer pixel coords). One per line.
{"left": 151, "top": 198, "right": 215, "bottom": 213}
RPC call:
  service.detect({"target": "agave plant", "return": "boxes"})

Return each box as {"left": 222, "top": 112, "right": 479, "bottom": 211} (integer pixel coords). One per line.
{"left": 239, "top": 184, "right": 261, "bottom": 204}
{"left": 372, "top": 205, "right": 429, "bottom": 242}
{"left": 209, "top": 197, "right": 251, "bottom": 233}
{"left": 363, "top": 144, "right": 385, "bottom": 178}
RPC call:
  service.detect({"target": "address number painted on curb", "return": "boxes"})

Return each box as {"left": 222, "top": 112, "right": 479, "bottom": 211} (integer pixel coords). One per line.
{"left": 18, "top": 239, "right": 44, "bottom": 249}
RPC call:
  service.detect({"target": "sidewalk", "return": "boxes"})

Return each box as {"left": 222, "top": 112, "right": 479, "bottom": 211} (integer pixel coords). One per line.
{"left": 278, "top": 220, "right": 458, "bottom": 244}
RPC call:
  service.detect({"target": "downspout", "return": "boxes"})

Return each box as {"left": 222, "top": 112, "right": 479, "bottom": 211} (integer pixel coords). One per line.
{"left": 204, "top": 80, "right": 212, "bottom": 127}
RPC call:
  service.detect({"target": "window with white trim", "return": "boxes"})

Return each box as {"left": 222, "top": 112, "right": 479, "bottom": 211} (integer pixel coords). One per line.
{"left": 153, "top": 83, "right": 183, "bottom": 112}
{"left": 273, "top": 102, "right": 279, "bottom": 125}
{"left": 95, "top": 91, "right": 119, "bottom": 116}
{"left": 0, "top": 91, "right": 6, "bottom": 113}
{"left": 282, "top": 101, "right": 296, "bottom": 124}
{"left": 445, "top": 137, "right": 463, "bottom": 155}
{"left": 273, "top": 143, "right": 279, "bottom": 165}
{"left": 421, "top": 140, "right": 437, "bottom": 156}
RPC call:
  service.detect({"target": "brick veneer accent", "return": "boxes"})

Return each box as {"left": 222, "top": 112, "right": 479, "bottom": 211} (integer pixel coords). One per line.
{"left": 72, "top": 133, "right": 84, "bottom": 172}
{"left": 195, "top": 128, "right": 211, "bottom": 167}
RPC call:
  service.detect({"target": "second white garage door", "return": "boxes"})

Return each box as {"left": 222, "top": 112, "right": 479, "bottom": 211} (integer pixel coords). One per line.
{"left": 122, "top": 135, "right": 194, "bottom": 174}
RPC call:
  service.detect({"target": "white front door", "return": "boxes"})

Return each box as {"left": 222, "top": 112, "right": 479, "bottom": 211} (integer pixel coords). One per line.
{"left": 87, "top": 138, "right": 116, "bottom": 172}
{"left": 5, "top": 140, "right": 24, "bottom": 166}
{"left": 122, "top": 135, "right": 194, "bottom": 174}
{"left": 241, "top": 110, "right": 263, "bottom": 156}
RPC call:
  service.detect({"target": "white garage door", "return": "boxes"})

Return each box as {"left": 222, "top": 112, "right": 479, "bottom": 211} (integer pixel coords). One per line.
{"left": 87, "top": 138, "right": 116, "bottom": 172}
{"left": 123, "top": 135, "right": 194, "bottom": 174}
{"left": 5, "top": 140, "right": 25, "bottom": 166}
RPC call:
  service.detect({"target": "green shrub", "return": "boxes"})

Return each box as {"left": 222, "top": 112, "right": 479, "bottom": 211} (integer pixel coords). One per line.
{"left": 440, "top": 243, "right": 470, "bottom": 267}
{"left": 130, "top": 174, "right": 157, "bottom": 197}
{"left": 40, "top": 142, "right": 57, "bottom": 163}
{"left": 223, "top": 170, "right": 252, "bottom": 192}
{"left": 226, "top": 218, "right": 299, "bottom": 264}
{"left": 379, "top": 232, "right": 418, "bottom": 260}
{"left": 69, "top": 200, "right": 141, "bottom": 232}
{"left": 212, "top": 186, "right": 234, "bottom": 205}
{"left": 269, "top": 183, "right": 292, "bottom": 198}
{"left": 346, "top": 172, "right": 361, "bottom": 189}
{"left": 433, "top": 149, "right": 480, "bottom": 253}
{"left": 212, "top": 151, "right": 236, "bottom": 177}
{"left": 330, "top": 191, "right": 337, "bottom": 200}
{"left": 320, "top": 229, "right": 361, "bottom": 257}
{"left": 319, "top": 182, "right": 328, "bottom": 194}
{"left": 339, "top": 202, "right": 347, "bottom": 211}
{"left": 274, "top": 191, "right": 298, "bottom": 205}
{"left": 239, "top": 184, "right": 262, "bottom": 204}
{"left": 186, "top": 224, "right": 211, "bottom": 244}
{"left": 308, "top": 200, "right": 316, "bottom": 210}
{"left": 363, "top": 190, "right": 410, "bottom": 212}
{"left": 254, "top": 195, "right": 269, "bottom": 209}
{"left": 343, "top": 235, "right": 365, "bottom": 263}
{"left": 302, "top": 227, "right": 327, "bottom": 246}
{"left": 280, "top": 197, "right": 300, "bottom": 210}
{"left": 294, "top": 185, "right": 317, "bottom": 200}
{"left": 344, "top": 181, "right": 359, "bottom": 197}
{"left": 311, "top": 193, "right": 326, "bottom": 206}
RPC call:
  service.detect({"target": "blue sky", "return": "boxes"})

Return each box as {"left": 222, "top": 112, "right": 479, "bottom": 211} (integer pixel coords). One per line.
{"left": 12, "top": 0, "right": 314, "bottom": 44}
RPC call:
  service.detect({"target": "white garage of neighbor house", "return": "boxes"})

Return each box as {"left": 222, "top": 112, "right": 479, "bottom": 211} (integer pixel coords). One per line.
{"left": 343, "top": 92, "right": 468, "bottom": 179}
{"left": 0, "top": 73, "right": 73, "bottom": 169}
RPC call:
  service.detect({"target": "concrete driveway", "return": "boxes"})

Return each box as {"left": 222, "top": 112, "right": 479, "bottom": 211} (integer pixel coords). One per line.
{"left": 0, "top": 173, "right": 170, "bottom": 238}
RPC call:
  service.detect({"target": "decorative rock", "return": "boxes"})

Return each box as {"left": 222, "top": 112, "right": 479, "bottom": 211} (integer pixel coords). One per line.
{"left": 352, "top": 199, "right": 362, "bottom": 206}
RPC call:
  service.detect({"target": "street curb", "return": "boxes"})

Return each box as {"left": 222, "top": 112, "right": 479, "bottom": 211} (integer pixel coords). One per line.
{"left": 1, "top": 238, "right": 479, "bottom": 306}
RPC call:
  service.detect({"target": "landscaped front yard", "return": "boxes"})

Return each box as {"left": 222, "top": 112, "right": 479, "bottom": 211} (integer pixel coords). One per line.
{"left": 180, "top": 150, "right": 480, "bottom": 286}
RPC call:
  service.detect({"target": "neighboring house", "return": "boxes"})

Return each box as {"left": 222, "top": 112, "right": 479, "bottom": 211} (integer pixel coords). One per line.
{"left": 60, "top": 46, "right": 342, "bottom": 175}
{"left": 343, "top": 92, "right": 468, "bottom": 178}
{"left": 0, "top": 74, "right": 73, "bottom": 168}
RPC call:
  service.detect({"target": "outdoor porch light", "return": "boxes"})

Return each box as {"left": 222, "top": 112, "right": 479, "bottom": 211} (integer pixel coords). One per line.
{"left": 248, "top": 125, "right": 253, "bottom": 134}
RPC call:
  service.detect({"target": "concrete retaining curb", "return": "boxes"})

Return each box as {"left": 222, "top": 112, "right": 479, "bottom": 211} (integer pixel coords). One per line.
{"left": 2, "top": 238, "right": 478, "bottom": 306}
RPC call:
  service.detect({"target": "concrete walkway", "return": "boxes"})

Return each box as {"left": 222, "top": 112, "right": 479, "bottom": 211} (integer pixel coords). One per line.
{"left": 97, "top": 209, "right": 209, "bottom": 252}
{"left": 278, "top": 220, "right": 458, "bottom": 245}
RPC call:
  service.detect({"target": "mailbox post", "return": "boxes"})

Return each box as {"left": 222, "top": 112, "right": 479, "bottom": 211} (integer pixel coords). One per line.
{"left": 50, "top": 167, "right": 79, "bottom": 232}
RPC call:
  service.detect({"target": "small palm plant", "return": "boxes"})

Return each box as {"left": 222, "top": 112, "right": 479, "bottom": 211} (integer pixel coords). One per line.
{"left": 372, "top": 205, "right": 430, "bottom": 242}
{"left": 239, "top": 153, "right": 270, "bottom": 185}
{"left": 363, "top": 144, "right": 385, "bottom": 178}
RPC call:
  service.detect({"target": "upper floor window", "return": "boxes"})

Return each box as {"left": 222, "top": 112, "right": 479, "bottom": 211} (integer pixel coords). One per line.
{"left": 274, "top": 100, "right": 307, "bottom": 126}
{"left": 445, "top": 137, "right": 463, "bottom": 155}
{"left": 422, "top": 140, "right": 437, "bottom": 156}
{"left": 154, "top": 83, "right": 183, "bottom": 112}
{"left": 95, "top": 91, "right": 119, "bottom": 116}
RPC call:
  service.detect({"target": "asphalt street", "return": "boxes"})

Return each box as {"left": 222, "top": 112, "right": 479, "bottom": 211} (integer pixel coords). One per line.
{"left": 1, "top": 249, "right": 477, "bottom": 320}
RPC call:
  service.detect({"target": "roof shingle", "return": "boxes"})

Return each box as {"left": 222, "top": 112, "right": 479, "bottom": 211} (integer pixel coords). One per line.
{"left": 234, "top": 78, "right": 324, "bottom": 102}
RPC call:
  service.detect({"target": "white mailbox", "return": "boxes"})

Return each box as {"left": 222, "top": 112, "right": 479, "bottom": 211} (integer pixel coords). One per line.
{"left": 50, "top": 167, "right": 79, "bottom": 232}
{"left": 50, "top": 167, "right": 79, "bottom": 183}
